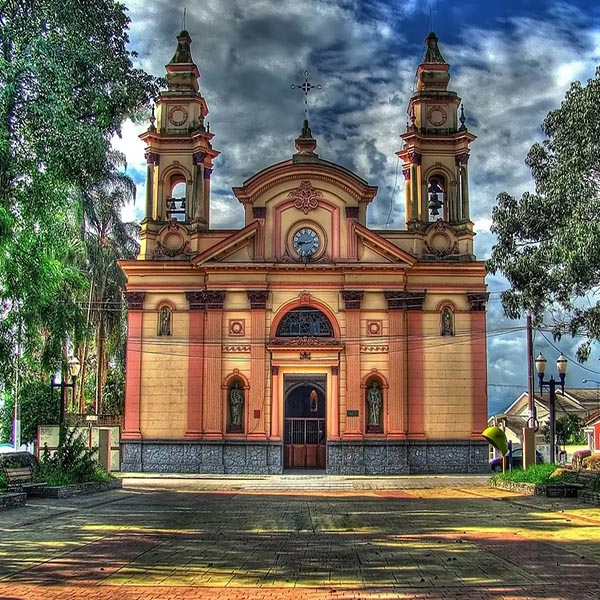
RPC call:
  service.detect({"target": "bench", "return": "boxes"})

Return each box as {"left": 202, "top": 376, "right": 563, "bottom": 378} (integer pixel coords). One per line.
{"left": 0, "top": 452, "right": 46, "bottom": 493}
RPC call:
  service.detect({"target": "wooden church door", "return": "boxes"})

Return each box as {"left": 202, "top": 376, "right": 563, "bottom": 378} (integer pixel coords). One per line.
{"left": 283, "top": 375, "right": 326, "bottom": 469}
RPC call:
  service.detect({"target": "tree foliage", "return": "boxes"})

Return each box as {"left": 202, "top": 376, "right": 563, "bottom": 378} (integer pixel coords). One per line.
{"left": 488, "top": 68, "right": 600, "bottom": 359}
{"left": 0, "top": 1, "right": 158, "bottom": 425}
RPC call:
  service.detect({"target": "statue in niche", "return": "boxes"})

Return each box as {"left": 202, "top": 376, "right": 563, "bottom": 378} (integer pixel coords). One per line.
{"left": 228, "top": 382, "right": 244, "bottom": 431}
{"left": 309, "top": 389, "right": 318, "bottom": 412}
{"left": 159, "top": 306, "right": 171, "bottom": 336}
{"left": 441, "top": 307, "right": 453, "bottom": 336}
{"left": 366, "top": 381, "right": 383, "bottom": 432}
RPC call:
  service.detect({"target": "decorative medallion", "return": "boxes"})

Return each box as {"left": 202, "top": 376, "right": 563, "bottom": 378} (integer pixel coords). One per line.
{"left": 427, "top": 105, "right": 448, "bottom": 127}
{"left": 229, "top": 319, "right": 245, "bottom": 337}
{"left": 288, "top": 180, "right": 323, "bottom": 214}
{"left": 366, "top": 320, "right": 382, "bottom": 337}
{"left": 168, "top": 105, "right": 188, "bottom": 126}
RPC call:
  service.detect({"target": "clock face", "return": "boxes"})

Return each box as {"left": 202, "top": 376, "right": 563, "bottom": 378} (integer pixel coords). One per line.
{"left": 293, "top": 227, "right": 320, "bottom": 257}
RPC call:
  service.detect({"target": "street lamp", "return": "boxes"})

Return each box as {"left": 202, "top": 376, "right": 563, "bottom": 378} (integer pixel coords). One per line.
{"left": 51, "top": 356, "right": 81, "bottom": 435}
{"left": 535, "top": 352, "right": 568, "bottom": 464}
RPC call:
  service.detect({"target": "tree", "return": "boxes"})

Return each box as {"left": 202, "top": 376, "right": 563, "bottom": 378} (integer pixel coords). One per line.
{"left": 0, "top": 1, "right": 159, "bottom": 398}
{"left": 79, "top": 166, "right": 139, "bottom": 414}
{"left": 488, "top": 68, "right": 600, "bottom": 360}
{"left": 1, "top": 380, "right": 59, "bottom": 445}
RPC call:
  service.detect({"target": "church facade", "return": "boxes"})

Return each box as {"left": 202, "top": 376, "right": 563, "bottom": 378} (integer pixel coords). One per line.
{"left": 119, "top": 30, "right": 489, "bottom": 474}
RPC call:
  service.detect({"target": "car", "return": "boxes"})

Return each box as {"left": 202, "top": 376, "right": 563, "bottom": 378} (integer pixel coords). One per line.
{"left": 490, "top": 447, "right": 544, "bottom": 472}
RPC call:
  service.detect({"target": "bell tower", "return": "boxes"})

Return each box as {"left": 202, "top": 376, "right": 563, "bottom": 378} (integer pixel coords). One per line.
{"left": 398, "top": 32, "right": 476, "bottom": 247}
{"left": 139, "top": 30, "right": 219, "bottom": 231}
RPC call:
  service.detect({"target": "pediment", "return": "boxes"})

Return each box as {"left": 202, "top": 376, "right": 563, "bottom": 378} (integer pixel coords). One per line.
{"left": 354, "top": 223, "right": 416, "bottom": 266}
{"left": 191, "top": 221, "right": 259, "bottom": 265}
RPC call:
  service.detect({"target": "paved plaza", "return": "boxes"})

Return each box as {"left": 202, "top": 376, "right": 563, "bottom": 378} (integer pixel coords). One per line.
{"left": 1, "top": 474, "right": 600, "bottom": 599}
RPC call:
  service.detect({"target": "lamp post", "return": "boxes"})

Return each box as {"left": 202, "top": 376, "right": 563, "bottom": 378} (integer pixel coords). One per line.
{"left": 51, "top": 356, "right": 81, "bottom": 438}
{"left": 535, "top": 352, "right": 568, "bottom": 465}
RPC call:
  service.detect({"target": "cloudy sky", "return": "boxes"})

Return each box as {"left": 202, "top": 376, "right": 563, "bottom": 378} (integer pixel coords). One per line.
{"left": 114, "top": 0, "right": 600, "bottom": 415}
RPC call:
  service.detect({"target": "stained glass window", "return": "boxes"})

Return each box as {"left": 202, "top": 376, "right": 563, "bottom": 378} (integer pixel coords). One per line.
{"left": 276, "top": 308, "right": 333, "bottom": 337}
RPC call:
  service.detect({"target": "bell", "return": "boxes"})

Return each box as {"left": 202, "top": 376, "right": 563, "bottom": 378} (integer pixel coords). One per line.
{"left": 167, "top": 198, "right": 176, "bottom": 210}
{"left": 428, "top": 192, "right": 442, "bottom": 216}
{"left": 180, "top": 199, "right": 186, "bottom": 210}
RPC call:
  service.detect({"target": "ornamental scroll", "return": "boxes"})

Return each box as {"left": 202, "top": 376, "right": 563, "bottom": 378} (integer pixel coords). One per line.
{"left": 288, "top": 180, "right": 323, "bottom": 214}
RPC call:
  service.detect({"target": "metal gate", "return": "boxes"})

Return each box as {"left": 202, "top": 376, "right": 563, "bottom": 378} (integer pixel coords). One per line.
{"left": 284, "top": 418, "right": 326, "bottom": 468}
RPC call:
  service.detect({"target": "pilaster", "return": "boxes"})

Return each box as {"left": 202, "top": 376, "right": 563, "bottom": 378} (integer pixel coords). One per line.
{"left": 247, "top": 291, "right": 269, "bottom": 439}
{"left": 185, "top": 291, "right": 205, "bottom": 439}
{"left": 468, "top": 292, "right": 489, "bottom": 437}
{"left": 341, "top": 291, "right": 364, "bottom": 437}
{"left": 122, "top": 292, "right": 145, "bottom": 440}
{"left": 203, "top": 291, "right": 226, "bottom": 439}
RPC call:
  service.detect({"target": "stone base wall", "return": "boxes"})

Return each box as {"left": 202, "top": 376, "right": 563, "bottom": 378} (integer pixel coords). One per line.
{"left": 121, "top": 440, "right": 283, "bottom": 474}
{"left": 327, "top": 440, "right": 489, "bottom": 475}
{"left": 122, "top": 439, "right": 488, "bottom": 475}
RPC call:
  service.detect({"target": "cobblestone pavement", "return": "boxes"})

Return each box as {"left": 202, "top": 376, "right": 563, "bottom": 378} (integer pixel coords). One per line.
{"left": 1, "top": 475, "right": 600, "bottom": 599}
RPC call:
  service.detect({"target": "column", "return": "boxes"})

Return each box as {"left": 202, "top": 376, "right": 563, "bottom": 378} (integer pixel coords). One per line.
{"left": 385, "top": 291, "right": 426, "bottom": 438}
{"left": 192, "top": 152, "right": 206, "bottom": 223}
{"left": 341, "top": 291, "right": 364, "bottom": 437}
{"left": 203, "top": 167, "right": 212, "bottom": 227}
{"left": 203, "top": 291, "right": 226, "bottom": 438}
{"left": 329, "top": 366, "right": 340, "bottom": 439}
{"left": 345, "top": 207, "right": 359, "bottom": 259}
{"left": 144, "top": 153, "right": 159, "bottom": 220}
{"left": 184, "top": 291, "right": 205, "bottom": 438}
{"left": 407, "top": 309, "right": 426, "bottom": 439}
{"left": 122, "top": 292, "right": 145, "bottom": 439}
{"left": 247, "top": 290, "right": 269, "bottom": 439}
{"left": 461, "top": 165, "right": 470, "bottom": 221}
{"left": 252, "top": 207, "right": 266, "bottom": 260}
{"left": 271, "top": 366, "right": 280, "bottom": 439}
{"left": 468, "top": 292, "right": 489, "bottom": 437}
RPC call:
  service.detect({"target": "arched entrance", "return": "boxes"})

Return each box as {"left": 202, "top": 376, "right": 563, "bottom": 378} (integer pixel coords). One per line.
{"left": 283, "top": 374, "right": 326, "bottom": 469}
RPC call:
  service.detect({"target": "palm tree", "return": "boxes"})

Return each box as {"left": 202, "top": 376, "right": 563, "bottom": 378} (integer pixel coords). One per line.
{"left": 79, "top": 166, "right": 139, "bottom": 414}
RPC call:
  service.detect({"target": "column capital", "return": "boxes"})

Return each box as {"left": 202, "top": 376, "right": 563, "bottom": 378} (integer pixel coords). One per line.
{"left": 247, "top": 290, "right": 269, "bottom": 309}
{"left": 467, "top": 292, "right": 489, "bottom": 311}
{"left": 185, "top": 291, "right": 205, "bottom": 310}
{"left": 124, "top": 291, "right": 145, "bottom": 310}
{"left": 341, "top": 290, "right": 364, "bottom": 310}
{"left": 205, "top": 290, "right": 226, "bottom": 309}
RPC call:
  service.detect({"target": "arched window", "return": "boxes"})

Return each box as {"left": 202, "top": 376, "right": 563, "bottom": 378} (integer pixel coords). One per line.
{"left": 167, "top": 179, "right": 186, "bottom": 221}
{"left": 440, "top": 306, "right": 454, "bottom": 336}
{"left": 275, "top": 308, "right": 334, "bottom": 337}
{"left": 158, "top": 306, "right": 172, "bottom": 336}
{"left": 427, "top": 176, "right": 446, "bottom": 221}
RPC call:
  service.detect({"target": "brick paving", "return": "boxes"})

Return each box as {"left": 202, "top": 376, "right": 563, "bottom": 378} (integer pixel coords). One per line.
{"left": 1, "top": 475, "right": 599, "bottom": 599}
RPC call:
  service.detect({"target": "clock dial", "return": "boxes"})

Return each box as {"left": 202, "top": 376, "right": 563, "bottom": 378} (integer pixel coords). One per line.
{"left": 293, "top": 227, "right": 320, "bottom": 257}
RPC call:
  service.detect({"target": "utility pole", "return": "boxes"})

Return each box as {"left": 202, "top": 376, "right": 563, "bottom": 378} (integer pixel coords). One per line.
{"left": 523, "top": 314, "right": 536, "bottom": 468}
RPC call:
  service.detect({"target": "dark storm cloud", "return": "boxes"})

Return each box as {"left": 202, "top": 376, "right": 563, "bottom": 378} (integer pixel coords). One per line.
{"left": 115, "top": 0, "right": 600, "bottom": 413}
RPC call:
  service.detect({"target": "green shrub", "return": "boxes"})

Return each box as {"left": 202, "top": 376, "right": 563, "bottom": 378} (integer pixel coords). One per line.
{"left": 35, "top": 427, "right": 113, "bottom": 486}
{"left": 490, "top": 464, "right": 579, "bottom": 486}
{"left": 0, "top": 470, "right": 6, "bottom": 490}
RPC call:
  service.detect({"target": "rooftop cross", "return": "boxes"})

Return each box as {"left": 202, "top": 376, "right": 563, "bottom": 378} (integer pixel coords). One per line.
{"left": 291, "top": 71, "right": 322, "bottom": 120}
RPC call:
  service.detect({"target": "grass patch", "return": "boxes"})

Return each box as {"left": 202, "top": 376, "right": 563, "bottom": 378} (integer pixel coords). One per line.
{"left": 490, "top": 464, "right": 579, "bottom": 486}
